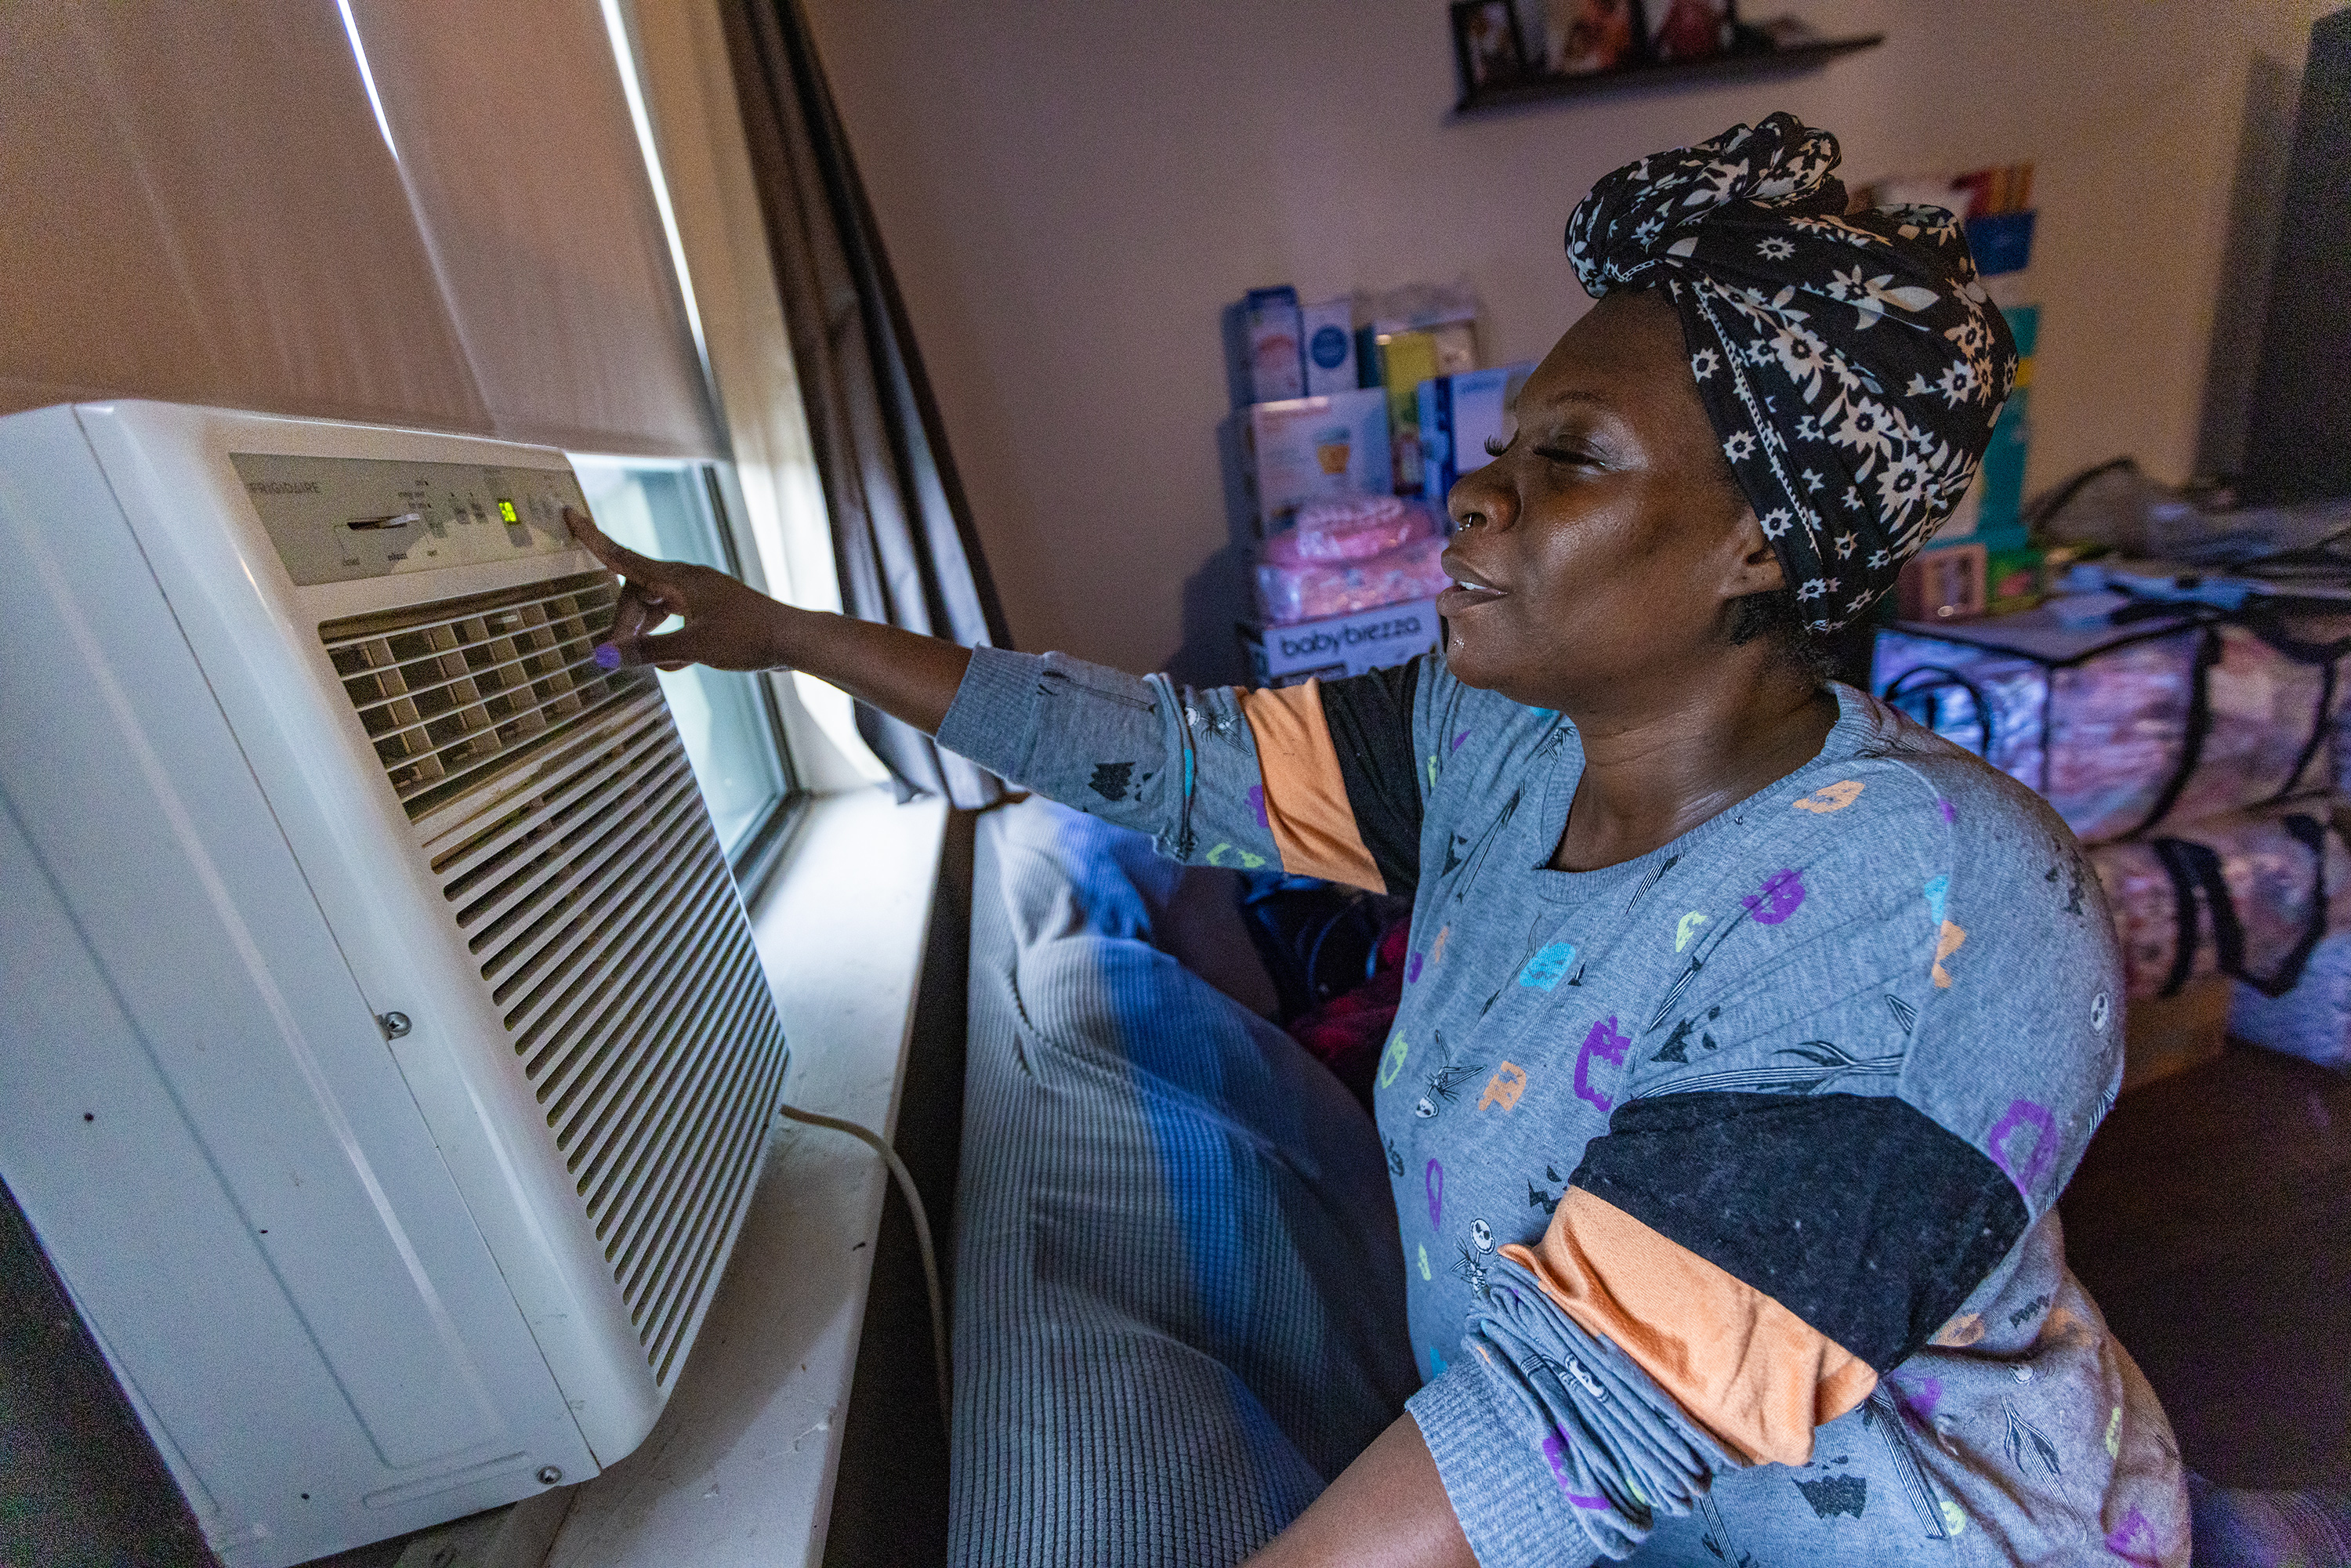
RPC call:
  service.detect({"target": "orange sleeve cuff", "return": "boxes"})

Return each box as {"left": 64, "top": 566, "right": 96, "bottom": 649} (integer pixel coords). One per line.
{"left": 1501, "top": 1187, "right": 1878, "bottom": 1467}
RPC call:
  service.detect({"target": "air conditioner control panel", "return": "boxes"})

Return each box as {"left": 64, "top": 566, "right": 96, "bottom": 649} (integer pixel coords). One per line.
{"left": 231, "top": 453, "right": 591, "bottom": 586}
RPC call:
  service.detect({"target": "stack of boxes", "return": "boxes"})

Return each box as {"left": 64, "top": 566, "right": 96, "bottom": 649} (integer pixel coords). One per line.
{"left": 1223, "top": 281, "right": 1535, "bottom": 686}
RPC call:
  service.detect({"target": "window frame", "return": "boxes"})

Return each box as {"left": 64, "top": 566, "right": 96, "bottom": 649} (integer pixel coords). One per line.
{"left": 694, "top": 460, "right": 808, "bottom": 901}
{"left": 568, "top": 450, "right": 810, "bottom": 904}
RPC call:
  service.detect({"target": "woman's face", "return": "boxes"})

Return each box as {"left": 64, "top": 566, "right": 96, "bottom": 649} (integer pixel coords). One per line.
{"left": 1438, "top": 288, "right": 1777, "bottom": 709}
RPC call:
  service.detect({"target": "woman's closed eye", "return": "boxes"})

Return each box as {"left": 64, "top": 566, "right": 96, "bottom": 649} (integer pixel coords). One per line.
{"left": 1487, "top": 427, "right": 1608, "bottom": 469}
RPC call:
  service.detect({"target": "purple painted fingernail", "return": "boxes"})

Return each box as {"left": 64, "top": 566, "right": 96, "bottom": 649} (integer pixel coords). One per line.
{"left": 592, "top": 643, "right": 621, "bottom": 670}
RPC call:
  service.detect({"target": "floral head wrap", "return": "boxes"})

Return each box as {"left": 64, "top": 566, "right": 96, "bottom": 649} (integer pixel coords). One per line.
{"left": 1567, "top": 113, "right": 2017, "bottom": 631}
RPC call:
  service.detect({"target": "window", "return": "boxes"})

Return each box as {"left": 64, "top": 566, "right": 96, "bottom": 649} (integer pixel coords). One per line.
{"left": 569, "top": 454, "right": 799, "bottom": 887}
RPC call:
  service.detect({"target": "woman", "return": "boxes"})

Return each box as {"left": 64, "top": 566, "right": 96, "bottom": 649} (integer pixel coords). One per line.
{"left": 574, "top": 117, "right": 2187, "bottom": 1566}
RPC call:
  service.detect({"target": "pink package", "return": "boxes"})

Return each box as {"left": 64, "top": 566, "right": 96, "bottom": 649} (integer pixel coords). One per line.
{"left": 1256, "top": 532, "right": 1451, "bottom": 626}
{"left": 1265, "top": 495, "right": 1438, "bottom": 566}
{"left": 2089, "top": 802, "right": 2351, "bottom": 1000}
{"left": 1875, "top": 607, "right": 2351, "bottom": 844}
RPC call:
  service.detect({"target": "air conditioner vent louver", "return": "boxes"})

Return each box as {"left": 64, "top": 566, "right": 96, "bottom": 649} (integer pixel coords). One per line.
{"left": 321, "top": 575, "right": 787, "bottom": 1385}
{"left": 322, "top": 572, "right": 639, "bottom": 820}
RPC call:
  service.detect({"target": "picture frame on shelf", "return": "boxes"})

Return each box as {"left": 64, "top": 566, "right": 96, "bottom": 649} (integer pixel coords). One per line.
{"left": 1540, "top": 0, "right": 1643, "bottom": 77}
{"left": 1449, "top": 0, "right": 1879, "bottom": 114}
{"left": 1451, "top": 0, "right": 1529, "bottom": 92}
{"left": 1646, "top": 0, "right": 1735, "bottom": 63}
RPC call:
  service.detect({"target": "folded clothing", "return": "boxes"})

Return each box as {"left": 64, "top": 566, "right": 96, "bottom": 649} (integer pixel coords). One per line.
{"left": 1255, "top": 533, "right": 1449, "bottom": 625}
{"left": 2088, "top": 800, "right": 2351, "bottom": 1000}
{"left": 1876, "top": 603, "right": 2351, "bottom": 843}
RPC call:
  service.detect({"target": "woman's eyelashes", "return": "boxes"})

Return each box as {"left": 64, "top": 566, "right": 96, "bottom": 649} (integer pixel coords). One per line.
{"left": 1484, "top": 424, "right": 1619, "bottom": 480}
{"left": 1489, "top": 422, "right": 1611, "bottom": 470}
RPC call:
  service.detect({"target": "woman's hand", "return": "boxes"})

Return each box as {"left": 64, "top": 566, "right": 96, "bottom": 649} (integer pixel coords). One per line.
{"left": 565, "top": 505, "right": 977, "bottom": 735}
{"left": 566, "top": 505, "right": 792, "bottom": 672}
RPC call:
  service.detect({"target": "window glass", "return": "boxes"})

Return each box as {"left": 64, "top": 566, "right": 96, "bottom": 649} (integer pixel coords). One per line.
{"left": 569, "top": 457, "right": 792, "bottom": 859}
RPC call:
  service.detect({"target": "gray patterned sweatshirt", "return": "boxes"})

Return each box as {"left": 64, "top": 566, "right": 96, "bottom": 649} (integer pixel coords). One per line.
{"left": 935, "top": 645, "right": 2188, "bottom": 1566}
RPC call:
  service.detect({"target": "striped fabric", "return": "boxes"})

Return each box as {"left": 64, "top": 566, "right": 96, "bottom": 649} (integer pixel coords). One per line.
{"left": 947, "top": 799, "right": 1419, "bottom": 1566}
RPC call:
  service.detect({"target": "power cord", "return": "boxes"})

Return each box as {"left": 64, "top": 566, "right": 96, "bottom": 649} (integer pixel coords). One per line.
{"left": 777, "top": 1103, "right": 951, "bottom": 1425}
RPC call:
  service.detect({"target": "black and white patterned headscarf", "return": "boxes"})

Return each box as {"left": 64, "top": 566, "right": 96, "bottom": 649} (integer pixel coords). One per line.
{"left": 1567, "top": 113, "right": 2017, "bottom": 631}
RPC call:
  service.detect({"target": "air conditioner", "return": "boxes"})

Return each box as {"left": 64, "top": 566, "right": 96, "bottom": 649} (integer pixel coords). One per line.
{"left": 0, "top": 402, "right": 790, "bottom": 1566}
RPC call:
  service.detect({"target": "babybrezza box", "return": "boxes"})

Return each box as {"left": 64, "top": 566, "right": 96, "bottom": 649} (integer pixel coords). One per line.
{"left": 1241, "top": 597, "right": 1440, "bottom": 687}
{"left": 1245, "top": 388, "right": 1393, "bottom": 535}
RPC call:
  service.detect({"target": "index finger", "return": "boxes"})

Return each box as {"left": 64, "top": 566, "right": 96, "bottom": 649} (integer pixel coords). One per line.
{"left": 564, "top": 505, "right": 665, "bottom": 584}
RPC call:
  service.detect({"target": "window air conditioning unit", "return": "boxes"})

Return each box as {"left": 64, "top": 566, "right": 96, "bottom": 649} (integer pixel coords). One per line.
{"left": 0, "top": 402, "right": 790, "bottom": 1566}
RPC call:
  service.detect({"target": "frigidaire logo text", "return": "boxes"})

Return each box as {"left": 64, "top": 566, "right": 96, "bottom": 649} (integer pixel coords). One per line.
{"left": 245, "top": 480, "right": 323, "bottom": 495}
{"left": 1277, "top": 614, "right": 1425, "bottom": 660}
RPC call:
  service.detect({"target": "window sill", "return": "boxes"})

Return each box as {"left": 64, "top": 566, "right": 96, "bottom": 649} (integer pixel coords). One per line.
{"left": 545, "top": 784, "right": 950, "bottom": 1568}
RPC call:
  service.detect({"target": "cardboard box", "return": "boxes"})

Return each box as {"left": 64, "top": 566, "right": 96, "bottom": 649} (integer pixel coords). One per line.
{"left": 1896, "top": 540, "right": 1987, "bottom": 621}
{"left": 1364, "top": 321, "right": 1476, "bottom": 494}
{"left": 1240, "top": 597, "right": 1440, "bottom": 687}
{"left": 1979, "top": 302, "right": 2038, "bottom": 541}
{"left": 1418, "top": 362, "right": 1537, "bottom": 503}
{"left": 1222, "top": 286, "right": 1305, "bottom": 407}
{"left": 1244, "top": 389, "right": 1394, "bottom": 536}
{"left": 1302, "top": 297, "right": 1358, "bottom": 396}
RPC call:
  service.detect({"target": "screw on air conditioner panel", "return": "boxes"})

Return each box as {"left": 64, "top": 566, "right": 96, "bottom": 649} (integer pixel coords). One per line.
{"left": 378, "top": 1012, "right": 412, "bottom": 1039}
{"left": 538, "top": 1466, "right": 563, "bottom": 1486}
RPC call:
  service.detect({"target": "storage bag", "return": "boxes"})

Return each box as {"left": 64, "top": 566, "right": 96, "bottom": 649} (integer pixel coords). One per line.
{"left": 2088, "top": 802, "right": 2351, "bottom": 1001}
{"left": 1875, "top": 602, "right": 2351, "bottom": 843}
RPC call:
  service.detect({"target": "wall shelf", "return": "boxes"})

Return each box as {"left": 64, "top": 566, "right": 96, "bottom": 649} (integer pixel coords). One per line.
{"left": 1452, "top": 34, "right": 1886, "bottom": 117}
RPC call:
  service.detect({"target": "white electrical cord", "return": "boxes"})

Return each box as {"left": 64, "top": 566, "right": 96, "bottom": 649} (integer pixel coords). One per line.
{"left": 777, "top": 1103, "right": 951, "bottom": 1425}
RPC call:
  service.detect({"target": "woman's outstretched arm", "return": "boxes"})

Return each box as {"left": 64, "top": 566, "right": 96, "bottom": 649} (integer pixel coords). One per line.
{"left": 567, "top": 505, "right": 1434, "bottom": 892}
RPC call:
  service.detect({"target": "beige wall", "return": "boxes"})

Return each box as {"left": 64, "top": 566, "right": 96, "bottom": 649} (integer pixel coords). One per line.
{"left": 802, "top": 0, "right": 2339, "bottom": 677}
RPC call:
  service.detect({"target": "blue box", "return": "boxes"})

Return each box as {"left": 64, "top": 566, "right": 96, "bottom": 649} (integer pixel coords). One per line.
{"left": 1417, "top": 363, "right": 1538, "bottom": 504}
{"left": 1965, "top": 211, "right": 2036, "bottom": 277}
{"left": 1980, "top": 302, "right": 2039, "bottom": 534}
